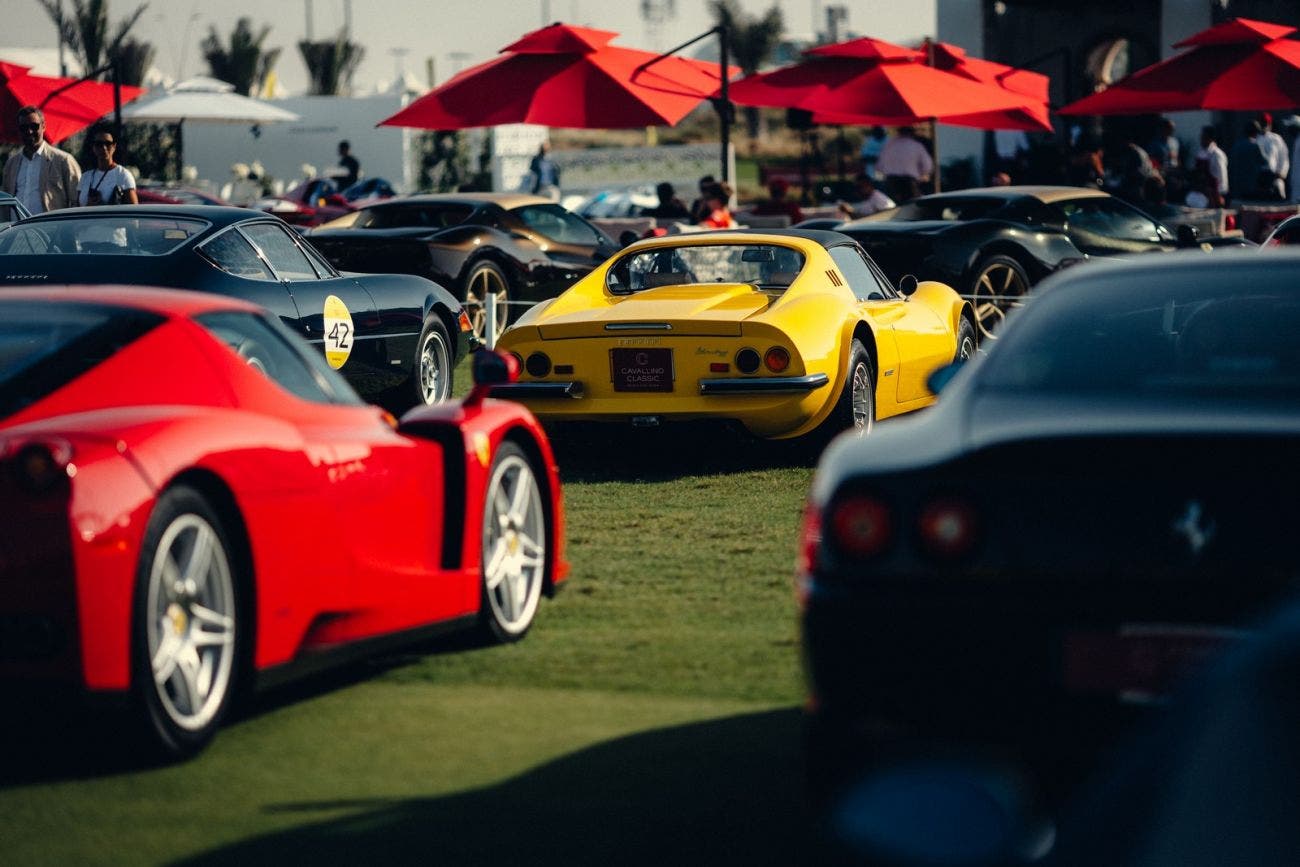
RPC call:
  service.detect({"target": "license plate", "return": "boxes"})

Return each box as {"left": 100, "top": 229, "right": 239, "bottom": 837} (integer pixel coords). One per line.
{"left": 1062, "top": 623, "right": 1244, "bottom": 703}
{"left": 611, "top": 348, "right": 673, "bottom": 392}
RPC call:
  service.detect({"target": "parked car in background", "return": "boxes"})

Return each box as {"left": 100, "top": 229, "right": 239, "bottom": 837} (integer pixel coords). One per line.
{"left": 254, "top": 178, "right": 356, "bottom": 228}
{"left": 135, "top": 184, "right": 230, "bottom": 207}
{"left": 800, "top": 250, "right": 1300, "bottom": 817}
{"left": 568, "top": 185, "right": 659, "bottom": 219}
{"left": 0, "top": 206, "right": 472, "bottom": 410}
{"left": 341, "top": 176, "right": 398, "bottom": 206}
{"left": 492, "top": 229, "right": 975, "bottom": 442}
{"left": 1262, "top": 213, "right": 1300, "bottom": 247}
{"left": 0, "top": 287, "right": 565, "bottom": 758}
{"left": 835, "top": 185, "right": 1250, "bottom": 339}
{"left": 309, "top": 193, "right": 619, "bottom": 342}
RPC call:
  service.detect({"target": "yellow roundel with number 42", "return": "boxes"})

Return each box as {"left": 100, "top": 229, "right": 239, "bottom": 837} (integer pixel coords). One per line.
{"left": 323, "top": 294, "right": 354, "bottom": 369}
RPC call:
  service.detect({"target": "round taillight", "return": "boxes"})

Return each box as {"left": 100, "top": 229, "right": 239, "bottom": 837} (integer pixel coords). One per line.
{"left": 917, "top": 497, "right": 979, "bottom": 560}
{"left": 828, "top": 495, "right": 893, "bottom": 559}
{"left": 735, "top": 347, "right": 761, "bottom": 374}
{"left": 764, "top": 346, "right": 790, "bottom": 373}
{"left": 525, "top": 352, "right": 551, "bottom": 377}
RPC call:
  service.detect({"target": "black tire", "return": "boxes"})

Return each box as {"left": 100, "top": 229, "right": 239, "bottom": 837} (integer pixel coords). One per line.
{"left": 412, "top": 315, "right": 454, "bottom": 407}
{"left": 808, "top": 338, "right": 874, "bottom": 445}
{"left": 132, "top": 485, "right": 242, "bottom": 759}
{"left": 954, "top": 315, "right": 977, "bottom": 363}
{"left": 478, "top": 442, "right": 548, "bottom": 643}
{"left": 462, "top": 259, "right": 512, "bottom": 344}
{"left": 968, "top": 254, "right": 1029, "bottom": 340}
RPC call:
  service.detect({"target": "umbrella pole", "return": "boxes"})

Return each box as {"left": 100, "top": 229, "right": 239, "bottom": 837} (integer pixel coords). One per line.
{"left": 932, "top": 119, "right": 940, "bottom": 193}
{"left": 175, "top": 120, "right": 184, "bottom": 183}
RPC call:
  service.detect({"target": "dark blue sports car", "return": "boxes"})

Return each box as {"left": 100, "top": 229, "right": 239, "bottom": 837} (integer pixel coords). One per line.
{"left": 0, "top": 205, "right": 472, "bottom": 410}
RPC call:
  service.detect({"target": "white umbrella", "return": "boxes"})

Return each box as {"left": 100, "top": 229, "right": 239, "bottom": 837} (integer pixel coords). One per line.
{"left": 123, "top": 77, "right": 300, "bottom": 177}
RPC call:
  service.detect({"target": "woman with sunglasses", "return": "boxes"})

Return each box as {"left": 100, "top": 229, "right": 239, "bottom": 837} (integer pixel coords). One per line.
{"left": 78, "top": 128, "right": 138, "bottom": 207}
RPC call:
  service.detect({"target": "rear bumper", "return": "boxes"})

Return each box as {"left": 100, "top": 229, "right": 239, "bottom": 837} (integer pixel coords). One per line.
{"left": 699, "top": 373, "right": 829, "bottom": 394}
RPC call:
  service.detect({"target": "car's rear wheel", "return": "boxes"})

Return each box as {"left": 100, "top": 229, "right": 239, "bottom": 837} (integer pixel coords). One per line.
{"left": 478, "top": 442, "right": 547, "bottom": 643}
{"left": 955, "top": 316, "right": 977, "bottom": 362}
{"left": 807, "top": 339, "right": 874, "bottom": 449}
{"left": 969, "top": 254, "right": 1028, "bottom": 340}
{"left": 463, "top": 260, "right": 511, "bottom": 344}
{"left": 414, "top": 316, "right": 453, "bottom": 406}
{"left": 133, "top": 485, "right": 241, "bottom": 759}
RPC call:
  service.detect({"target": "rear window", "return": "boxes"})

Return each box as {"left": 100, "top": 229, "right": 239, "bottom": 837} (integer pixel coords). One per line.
{"left": 885, "top": 197, "right": 1009, "bottom": 222}
{"left": 353, "top": 204, "right": 474, "bottom": 229}
{"left": 0, "top": 300, "right": 163, "bottom": 418}
{"left": 980, "top": 263, "right": 1300, "bottom": 401}
{"left": 607, "top": 243, "right": 807, "bottom": 294}
{"left": 0, "top": 216, "right": 208, "bottom": 256}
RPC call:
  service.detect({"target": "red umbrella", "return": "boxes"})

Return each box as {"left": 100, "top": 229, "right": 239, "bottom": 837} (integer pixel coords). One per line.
{"left": 730, "top": 36, "right": 1038, "bottom": 129}
{"left": 379, "top": 23, "right": 731, "bottom": 130}
{"left": 794, "top": 39, "right": 1051, "bottom": 132}
{"left": 1060, "top": 17, "right": 1300, "bottom": 115}
{"left": 1, "top": 60, "right": 145, "bottom": 144}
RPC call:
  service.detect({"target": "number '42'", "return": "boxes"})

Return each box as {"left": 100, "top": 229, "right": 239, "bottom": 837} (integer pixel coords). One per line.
{"left": 328, "top": 321, "right": 351, "bottom": 349}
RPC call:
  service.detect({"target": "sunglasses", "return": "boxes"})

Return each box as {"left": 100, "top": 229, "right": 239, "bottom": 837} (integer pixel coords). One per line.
{"left": 92, "top": 140, "right": 115, "bottom": 147}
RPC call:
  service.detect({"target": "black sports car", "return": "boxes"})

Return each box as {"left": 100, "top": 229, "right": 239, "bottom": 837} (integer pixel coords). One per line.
{"left": 799, "top": 250, "right": 1300, "bottom": 812}
{"left": 0, "top": 205, "right": 472, "bottom": 410}
{"left": 308, "top": 192, "right": 619, "bottom": 342}
{"left": 835, "top": 185, "right": 1246, "bottom": 338}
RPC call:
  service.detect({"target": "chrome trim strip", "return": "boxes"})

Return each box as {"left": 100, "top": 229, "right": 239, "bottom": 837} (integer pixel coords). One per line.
{"left": 698, "top": 373, "right": 830, "bottom": 394}
{"left": 489, "top": 381, "right": 584, "bottom": 399}
{"left": 604, "top": 322, "right": 673, "bottom": 331}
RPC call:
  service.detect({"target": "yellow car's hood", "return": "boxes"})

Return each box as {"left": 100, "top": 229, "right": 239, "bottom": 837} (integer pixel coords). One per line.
{"left": 536, "top": 284, "right": 771, "bottom": 339}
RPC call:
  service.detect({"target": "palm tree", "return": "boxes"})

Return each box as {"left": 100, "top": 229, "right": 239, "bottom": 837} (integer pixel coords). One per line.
{"left": 709, "top": 0, "right": 783, "bottom": 139}
{"left": 201, "top": 18, "right": 282, "bottom": 96}
{"left": 298, "top": 30, "right": 365, "bottom": 96}
{"left": 38, "top": 0, "right": 150, "bottom": 79}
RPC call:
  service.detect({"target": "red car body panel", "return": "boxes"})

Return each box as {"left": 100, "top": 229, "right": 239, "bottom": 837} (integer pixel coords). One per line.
{"left": 0, "top": 287, "right": 566, "bottom": 694}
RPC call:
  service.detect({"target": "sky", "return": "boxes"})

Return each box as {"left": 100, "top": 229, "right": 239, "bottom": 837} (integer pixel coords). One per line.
{"left": 4, "top": 0, "right": 936, "bottom": 95}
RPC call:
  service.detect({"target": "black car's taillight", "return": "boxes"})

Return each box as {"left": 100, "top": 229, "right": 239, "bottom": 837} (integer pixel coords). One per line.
{"left": 827, "top": 493, "right": 894, "bottom": 560}
{"left": 916, "top": 496, "right": 980, "bottom": 561}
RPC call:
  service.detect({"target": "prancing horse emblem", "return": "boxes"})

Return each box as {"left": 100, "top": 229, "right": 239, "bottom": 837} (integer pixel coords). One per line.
{"left": 1171, "top": 500, "right": 1216, "bottom": 557}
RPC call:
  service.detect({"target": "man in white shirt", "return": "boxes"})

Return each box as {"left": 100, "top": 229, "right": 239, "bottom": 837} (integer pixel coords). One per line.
{"left": 1196, "top": 125, "right": 1229, "bottom": 203}
{"left": 1257, "top": 113, "right": 1289, "bottom": 200}
{"left": 876, "top": 126, "right": 934, "bottom": 204}
{"left": 838, "top": 175, "right": 896, "bottom": 220}
{"left": 1, "top": 106, "right": 81, "bottom": 214}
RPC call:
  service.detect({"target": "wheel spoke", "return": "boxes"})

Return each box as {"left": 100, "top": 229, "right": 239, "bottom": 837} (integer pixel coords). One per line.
{"left": 508, "top": 469, "right": 535, "bottom": 524}
{"left": 190, "top": 604, "right": 234, "bottom": 648}
{"left": 495, "top": 567, "right": 517, "bottom": 617}
{"left": 517, "top": 532, "right": 544, "bottom": 557}
{"left": 483, "top": 539, "right": 509, "bottom": 590}
{"left": 181, "top": 524, "right": 215, "bottom": 591}
{"left": 152, "top": 627, "right": 182, "bottom": 685}
{"left": 174, "top": 645, "right": 202, "bottom": 713}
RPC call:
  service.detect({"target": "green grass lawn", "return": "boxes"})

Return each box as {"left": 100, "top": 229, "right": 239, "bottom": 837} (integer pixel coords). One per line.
{"left": 0, "top": 359, "right": 819, "bottom": 865}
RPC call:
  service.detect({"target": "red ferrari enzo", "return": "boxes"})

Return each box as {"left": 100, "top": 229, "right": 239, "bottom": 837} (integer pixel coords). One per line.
{"left": 0, "top": 287, "right": 566, "bottom": 757}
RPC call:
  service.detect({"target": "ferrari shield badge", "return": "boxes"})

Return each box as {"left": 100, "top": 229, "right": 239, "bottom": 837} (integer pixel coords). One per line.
{"left": 323, "top": 295, "right": 354, "bottom": 369}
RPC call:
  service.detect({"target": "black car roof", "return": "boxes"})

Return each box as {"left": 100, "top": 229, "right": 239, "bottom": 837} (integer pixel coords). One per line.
{"left": 20, "top": 204, "right": 273, "bottom": 229}
{"left": 707, "top": 227, "right": 860, "bottom": 250}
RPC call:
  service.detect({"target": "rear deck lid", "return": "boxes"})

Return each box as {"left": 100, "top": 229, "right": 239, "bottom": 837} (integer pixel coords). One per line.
{"left": 536, "top": 284, "right": 770, "bottom": 339}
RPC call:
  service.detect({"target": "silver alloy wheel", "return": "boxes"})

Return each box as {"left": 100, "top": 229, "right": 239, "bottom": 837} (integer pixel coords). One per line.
{"left": 418, "top": 327, "right": 451, "bottom": 404}
{"left": 972, "top": 261, "right": 1028, "bottom": 340}
{"left": 145, "top": 513, "right": 236, "bottom": 733}
{"left": 482, "top": 452, "right": 545, "bottom": 636}
{"left": 958, "top": 330, "right": 976, "bottom": 361}
{"left": 464, "top": 265, "right": 510, "bottom": 343}
{"left": 850, "top": 360, "right": 873, "bottom": 433}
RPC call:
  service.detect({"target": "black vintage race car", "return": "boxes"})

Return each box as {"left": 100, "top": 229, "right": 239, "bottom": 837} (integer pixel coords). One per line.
{"left": 835, "top": 185, "right": 1248, "bottom": 338}
{"left": 307, "top": 192, "right": 620, "bottom": 342}
{"left": 0, "top": 205, "right": 472, "bottom": 410}
{"left": 799, "top": 249, "right": 1300, "bottom": 818}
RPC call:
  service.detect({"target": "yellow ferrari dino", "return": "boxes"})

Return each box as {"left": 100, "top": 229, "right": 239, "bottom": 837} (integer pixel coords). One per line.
{"left": 492, "top": 229, "right": 976, "bottom": 440}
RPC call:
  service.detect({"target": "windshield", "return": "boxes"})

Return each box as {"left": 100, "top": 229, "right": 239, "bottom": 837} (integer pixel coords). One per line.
{"left": 980, "top": 265, "right": 1300, "bottom": 402}
{"left": 352, "top": 203, "right": 474, "bottom": 229}
{"left": 0, "top": 300, "right": 163, "bottom": 418}
{"left": 0, "top": 216, "right": 208, "bottom": 256}
{"left": 607, "top": 243, "right": 806, "bottom": 294}
{"left": 885, "top": 197, "right": 1009, "bottom": 222}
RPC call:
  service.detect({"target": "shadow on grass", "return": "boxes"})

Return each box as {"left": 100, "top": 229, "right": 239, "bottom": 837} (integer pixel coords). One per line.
{"left": 178, "top": 707, "right": 808, "bottom": 867}
{"left": 548, "top": 422, "right": 824, "bottom": 482}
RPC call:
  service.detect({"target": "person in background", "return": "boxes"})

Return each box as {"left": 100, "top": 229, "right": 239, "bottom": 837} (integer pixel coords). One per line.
{"left": 1147, "top": 117, "right": 1180, "bottom": 172}
{"left": 1229, "top": 120, "right": 1268, "bottom": 202}
{"left": 992, "top": 128, "right": 1030, "bottom": 180}
{"left": 78, "top": 126, "right": 137, "bottom": 206}
{"left": 696, "top": 181, "right": 736, "bottom": 229}
{"left": 837, "top": 174, "right": 895, "bottom": 219}
{"left": 1195, "top": 125, "right": 1229, "bottom": 206}
{"left": 529, "top": 141, "right": 561, "bottom": 200}
{"left": 1256, "top": 113, "right": 1289, "bottom": 200}
{"left": 988, "top": 171, "right": 1012, "bottom": 186}
{"left": 1109, "top": 129, "right": 1159, "bottom": 204}
{"left": 859, "top": 126, "right": 886, "bottom": 179}
{"left": 689, "top": 174, "right": 717, "bottom": 223}
{"left": 876, "top": 126, "right": 933, "bottom": 205}
{"left": 337, "top": 140, "right": 360, "bottom": 189}
{"left": 2, "top": 106, "right": 81, "bottom": 214}
{"left": 641, "top": 181, "right": 691, "bottom": 221}
{"left": 1067, "top": 134, "right": 1105, "bottom": 188}
{"left": 751, "top": 177, "right": 804, "bottom": 224}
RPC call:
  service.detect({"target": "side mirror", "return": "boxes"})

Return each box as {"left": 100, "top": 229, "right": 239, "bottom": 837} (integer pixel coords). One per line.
{"left": 926, "top": 361, "right": 963, "bottom": 396}
{"left": 898, "top": 274, "right": 919, "bottom": 297}
{"left": 465, "top": 348, "right": 519, "bottom": 407}
{"left": 1175, "top": 224, "right": 1200, "bottom": 248}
